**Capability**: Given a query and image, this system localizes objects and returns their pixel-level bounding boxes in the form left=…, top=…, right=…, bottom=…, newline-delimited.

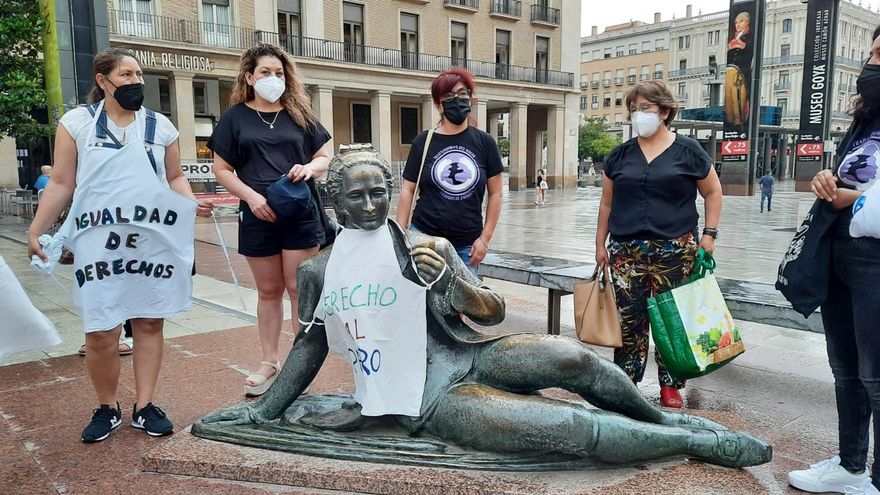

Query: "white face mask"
left=253, top=75, right=285, bottom=103
left=631, top=111, right=663, bottom=138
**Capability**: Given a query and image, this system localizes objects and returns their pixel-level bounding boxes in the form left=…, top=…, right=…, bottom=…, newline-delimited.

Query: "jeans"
left=821, top=234, right=880, bottom=487
left=409, top=223, right=478, bottom=274
left=761, top=191, right=772, bottom=211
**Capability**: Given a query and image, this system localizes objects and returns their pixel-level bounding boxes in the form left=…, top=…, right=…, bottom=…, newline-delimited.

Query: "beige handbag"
left=574, top=265, right=623, bottom=348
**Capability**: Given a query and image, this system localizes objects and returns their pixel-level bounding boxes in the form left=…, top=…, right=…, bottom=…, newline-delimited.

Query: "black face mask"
left=442, top=98, right=471, bottom=126
left=857, top=64, right=880, bottom=105
left=107, top=79, right=145, bottom=111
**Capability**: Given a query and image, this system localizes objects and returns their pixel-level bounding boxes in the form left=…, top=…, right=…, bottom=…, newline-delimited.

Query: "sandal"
left=244, top=360, right=281, bottom=397
left=78, top=338, right=135, bottom=356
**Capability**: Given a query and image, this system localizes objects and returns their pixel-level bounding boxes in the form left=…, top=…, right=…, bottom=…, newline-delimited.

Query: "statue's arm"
left=430, top=239, right=505, bottom=325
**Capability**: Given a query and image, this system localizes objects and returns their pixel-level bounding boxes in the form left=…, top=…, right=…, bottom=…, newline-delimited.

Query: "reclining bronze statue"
left=194, top=144, right=772, bottom=471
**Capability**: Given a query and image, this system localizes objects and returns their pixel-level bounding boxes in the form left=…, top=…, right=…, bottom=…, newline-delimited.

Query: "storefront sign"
left=796, top=0, right=840, bottom=163
left=129, top=49, right=215, bottom=72
left=181, top=162, right=238, bottom=205
left=722, top=0, right=760, bottom=163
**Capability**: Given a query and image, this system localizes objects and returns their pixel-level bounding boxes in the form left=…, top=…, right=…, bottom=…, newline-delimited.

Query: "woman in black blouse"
left=595, top=81, right=723, bottom=409
left=209, top=44, right=331, bottom=397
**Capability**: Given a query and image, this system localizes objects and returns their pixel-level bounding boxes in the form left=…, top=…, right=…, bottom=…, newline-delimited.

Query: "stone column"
left=170, top=73, right=197, bottom=161
left=546, top=105, right=565, bottom=188
left=509, top=102, right=528, bottom=190
left=311, top=85, right=335, bottom=153
left=370, top=91, right=392, bottom=160
left=488, top=113, right=500, bottom=140
left=0, top=137, right=18, bottom=187
left=475, top=98, right=488, bottom=133
left=421, top=95, right=439, bottom=131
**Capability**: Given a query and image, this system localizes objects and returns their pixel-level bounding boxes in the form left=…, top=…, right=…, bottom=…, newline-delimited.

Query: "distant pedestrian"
left=788, top=25, right=880, bottom=495
left=759, top=170, right=774, bottom=212
left=535, top=168, right=547, bottom=205
left=33, top=165, right=52, bottom=191
left=595, top=80, right=723, bottom=409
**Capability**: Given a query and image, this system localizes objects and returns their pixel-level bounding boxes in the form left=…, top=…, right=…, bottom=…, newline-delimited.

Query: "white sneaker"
left=789, top=456, right=869, bottom=493
left=844, top=479, right=880, bottom=495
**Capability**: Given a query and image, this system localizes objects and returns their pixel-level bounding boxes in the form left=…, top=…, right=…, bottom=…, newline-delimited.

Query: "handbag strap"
left=689, top=248, right=716, bottom=281
left=407, top=127, right=435, bottom=228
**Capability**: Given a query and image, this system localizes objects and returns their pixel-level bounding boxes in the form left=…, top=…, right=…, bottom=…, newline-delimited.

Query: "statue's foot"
left=301, top=402, right=365, bottom=432
left=690, top=430, right=773, bottom=468
left=661, top=411, right=728, bottom=431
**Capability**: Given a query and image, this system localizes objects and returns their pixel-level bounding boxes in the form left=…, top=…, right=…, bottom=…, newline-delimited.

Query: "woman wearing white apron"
left=28, top=48, right=213, bottom=443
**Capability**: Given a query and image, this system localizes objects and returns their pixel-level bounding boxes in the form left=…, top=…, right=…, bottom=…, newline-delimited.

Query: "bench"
left=477, top=250, right=823, bottom=335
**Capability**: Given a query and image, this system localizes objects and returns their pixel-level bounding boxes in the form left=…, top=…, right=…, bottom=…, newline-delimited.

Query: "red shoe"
left=660, top=386, right=683, bottom=408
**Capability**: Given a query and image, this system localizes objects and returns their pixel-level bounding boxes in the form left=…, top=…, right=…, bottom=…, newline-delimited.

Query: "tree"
left=0, top=0, right=52, bottom=143
left=578, top=117, right=622, bottom=162
left=496, top=136, right=510, bottom=157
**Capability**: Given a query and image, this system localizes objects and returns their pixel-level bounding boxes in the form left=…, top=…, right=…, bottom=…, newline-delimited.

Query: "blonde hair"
left=230, top=44, right=316, bottom=129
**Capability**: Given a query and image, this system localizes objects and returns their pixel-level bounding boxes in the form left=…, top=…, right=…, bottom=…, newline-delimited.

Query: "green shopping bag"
left=647, top=249, right=744, bottom=381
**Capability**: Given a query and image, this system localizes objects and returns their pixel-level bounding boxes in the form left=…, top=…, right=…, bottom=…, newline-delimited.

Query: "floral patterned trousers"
left=608, top=232, right=698, bottom=389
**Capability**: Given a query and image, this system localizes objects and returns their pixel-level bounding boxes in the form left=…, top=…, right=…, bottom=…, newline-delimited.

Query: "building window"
left=400, top=106, right=419, bottom=144
left=627, top=67, right=636, bottom=83
left=591, top=94, right=599, bottom=104
left=343, top=2, right=365, bottom=63
left=536, top=36, right=549, bottom=83
left=781, top=43, right=791, bottom=57
left=592, top=49, right=600, bottom=59
left=777, top=98, right=788, bottom=114
left=779, top=70, right=789, bottom=86
left=614, top=113, right=622, bottom=126
left=158, top=77, right=171, bottom=114
left=678, top=35, right=690, bottom=49
left=193, top=81, right=208, bottom=114
left=641, top=65, right=650, bottom=80
left=654, top=63, right=664, bottom=78
left=400, top=12, right=419, bottom=70
left=451, top=21, right=468, bottom=66
left=642, top=40, right=651, bottom=52
left=679, top=59, right=687, bottom=70
left=119, top=0, right=154, bottom=37
left=614, top=91, right=622, bottom=106
left=707, top=30, right=721, bottom=45
left=782, top=18, right=792, bottom=34
left=352, top=103, right=371, bottom=143
left=677, top=82, right=686, bottom=97
left=628, top=43, right=638, bottom=55
left=655, top=38, right=665, bottom=50
left=278, top=0, right=301, bottom=55
left=201, top=0, right=231, bottom=46
left=496, top=29, right=510, bottom=79
left=603, top=47, right=611, bottom=59
left=615, top=45, right=624, bottom=57
left=580, top=96, right=588, bottom=110
left=603, top=92, right=611, bottom=107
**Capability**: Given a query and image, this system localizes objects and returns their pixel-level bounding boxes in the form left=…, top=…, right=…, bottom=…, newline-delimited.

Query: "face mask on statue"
left=107, top=80, right=145, bottom=111
left=857, top=64, right=880, bottom=105
left=442, top=98, right=471, bottom=126
left=253, top=75, right=286, bottom=103
left=631, top=110, right=663, bottom=138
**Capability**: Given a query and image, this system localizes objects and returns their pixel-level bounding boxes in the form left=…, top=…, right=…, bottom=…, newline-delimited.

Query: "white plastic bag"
left=0, top=255, right=62, bottom=361
left=850, top=179, right=880, bottom=239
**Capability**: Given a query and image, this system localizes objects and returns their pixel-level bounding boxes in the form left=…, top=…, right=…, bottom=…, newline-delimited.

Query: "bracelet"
left=702, top=228, right=718, bottom=239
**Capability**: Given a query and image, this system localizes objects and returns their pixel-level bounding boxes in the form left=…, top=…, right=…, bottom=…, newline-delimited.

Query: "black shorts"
left=238, top=201, right=320, bottom=257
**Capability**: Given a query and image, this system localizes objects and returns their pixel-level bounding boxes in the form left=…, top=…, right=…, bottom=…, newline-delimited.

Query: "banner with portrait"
left=722, top=0, right=759, bottom=163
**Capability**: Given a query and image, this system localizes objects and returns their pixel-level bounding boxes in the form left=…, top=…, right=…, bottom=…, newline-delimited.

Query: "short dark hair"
left=624, top=81, right=679, bottom=127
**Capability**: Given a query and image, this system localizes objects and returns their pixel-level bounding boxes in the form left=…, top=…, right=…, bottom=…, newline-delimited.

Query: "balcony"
left=444, top=0, right=479, bottom=11
left=653, top=71, right=664, bottom=79
left=764, top=54, right=804, bottom=66
left=668, top=65, right=723, bottom=79
left=591, top=103, right=599, bottom=109
left=676, top=92, right=688, bottom=101
left=603, top=79, right=612, bottom=87
left=591, top=81, right=600, bottom=88
left=626, top=75, right=637, bottom=84
left=640, top=74, right=650, bottom=81
left=614, top=77, right=624, bottom=85
left=530, top=4, right=560, bottom=26
left=838, top=57, right=865, bottom=69
left=489, top=0, right=521, bottom=18
left=580, top=81, right=589, bottom=89
left=108, top=9, right=574, bottom=87
left=773, top=82, right=791, bottom=92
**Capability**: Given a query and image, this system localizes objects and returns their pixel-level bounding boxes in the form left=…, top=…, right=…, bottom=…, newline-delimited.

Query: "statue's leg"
left=472, top=334, right=721, bottom=429
left=423, top=384, right=771, bottom=468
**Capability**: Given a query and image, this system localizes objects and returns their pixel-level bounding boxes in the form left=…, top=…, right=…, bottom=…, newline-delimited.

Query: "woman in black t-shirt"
left=595, top=81, right=723, bottom=409
left=788, top=27, right=880, bottom=495
left=208, top=44, right=331, bottom=397
left=396, top=68, right=503, bottom=272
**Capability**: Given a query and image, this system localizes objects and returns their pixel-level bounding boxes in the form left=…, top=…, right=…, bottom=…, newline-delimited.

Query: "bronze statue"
left=195, top=145, right=771, bottom=470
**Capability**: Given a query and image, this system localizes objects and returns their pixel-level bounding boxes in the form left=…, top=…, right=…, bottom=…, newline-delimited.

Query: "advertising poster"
left=721, top=0, right=759, bottom=163
left=796, top=0, right=839, bottom=163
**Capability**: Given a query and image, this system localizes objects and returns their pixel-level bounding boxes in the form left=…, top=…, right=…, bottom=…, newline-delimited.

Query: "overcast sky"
left=580, top=0, right=736, bottom=36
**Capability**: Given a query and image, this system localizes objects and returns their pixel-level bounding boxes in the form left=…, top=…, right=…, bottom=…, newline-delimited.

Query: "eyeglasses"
left=441, top=89, right=472, bottom=102
left=629, top=104, right=659, bottom=113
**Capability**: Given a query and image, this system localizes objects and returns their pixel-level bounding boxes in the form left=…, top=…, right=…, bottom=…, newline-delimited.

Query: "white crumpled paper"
left=30, top=234, right=64, bottom=275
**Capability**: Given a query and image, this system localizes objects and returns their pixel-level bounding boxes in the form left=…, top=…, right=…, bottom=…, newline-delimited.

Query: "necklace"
left=255, top=108, right=282, bottom=129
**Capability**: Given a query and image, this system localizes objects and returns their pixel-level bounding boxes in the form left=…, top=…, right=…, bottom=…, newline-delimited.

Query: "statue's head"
left=326, top=144, right=394, bottom=230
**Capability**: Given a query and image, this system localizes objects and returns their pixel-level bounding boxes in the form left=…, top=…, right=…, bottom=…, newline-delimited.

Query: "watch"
left=702, top=228, right=718, bottom=239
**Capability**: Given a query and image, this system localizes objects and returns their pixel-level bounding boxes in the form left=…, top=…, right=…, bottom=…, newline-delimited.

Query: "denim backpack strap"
left=87, top=103, right=123, bottom=149
left=143, top=109, right=158, bottom=174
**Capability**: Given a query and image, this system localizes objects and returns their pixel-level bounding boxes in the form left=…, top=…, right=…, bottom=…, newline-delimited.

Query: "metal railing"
left=626, top=75, right=637, bottom=83
left=580, top=81, right=590, bottom=89
left=530, top=4, right=560, bottom=25
left=774, top=82, right=791, bottom=91
left=764, top=54, right=804, bottom=66
left=603, top=78, right=612, bottom=87
left=669, top=65, right=718, bottom=79
left=591, top=81, right=600, bottom=88
left=490, top=0, right=521, bottom=16
left=445, top=0, right=480, bottom=8
left=640, top=73, right=650, bottom=81
left=109, top=9, right=575, bottom=88
left=653, top=71, right=664, bottom=79
left=614, top=77, right=624, bottom=85
left=676, top=92, right=688, bottom=100
left=838, top=57, right=865, bottom=69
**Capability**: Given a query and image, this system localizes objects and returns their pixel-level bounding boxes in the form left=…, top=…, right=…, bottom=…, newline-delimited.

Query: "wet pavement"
left=0, top=181, right=862, bottom=494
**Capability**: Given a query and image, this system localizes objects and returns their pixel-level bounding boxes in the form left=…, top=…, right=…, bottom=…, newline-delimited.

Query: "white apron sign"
left=58, top=101, right=197, bottom=332
left=318, top=225, right=428, bottom=417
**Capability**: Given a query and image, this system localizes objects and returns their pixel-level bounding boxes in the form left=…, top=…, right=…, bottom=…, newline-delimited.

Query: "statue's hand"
left=200, top=402, right=268, bottom=426
left=411, top=239, right=449, bottom=285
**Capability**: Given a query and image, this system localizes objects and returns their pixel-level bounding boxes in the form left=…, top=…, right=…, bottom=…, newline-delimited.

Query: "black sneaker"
left=81, top=402, right=122, bottom=443
left=131, top=402, right=174, bottom=437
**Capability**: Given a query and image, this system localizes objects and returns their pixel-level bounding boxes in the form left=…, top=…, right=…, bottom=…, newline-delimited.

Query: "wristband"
left=702, top=228, right=718, bottom=239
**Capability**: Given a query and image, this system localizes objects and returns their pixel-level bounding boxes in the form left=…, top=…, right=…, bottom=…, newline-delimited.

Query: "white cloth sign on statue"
left=56, top=100, right=197, bottom=333
left=317, top=224, right=428, bottom=417
left=0, top=255, right=62, bottom=361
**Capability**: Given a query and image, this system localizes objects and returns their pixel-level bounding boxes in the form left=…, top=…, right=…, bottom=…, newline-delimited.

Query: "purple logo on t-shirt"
left=431, top=147, right=479, bottom=200
left=839, top=139, right=880, bottom=191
